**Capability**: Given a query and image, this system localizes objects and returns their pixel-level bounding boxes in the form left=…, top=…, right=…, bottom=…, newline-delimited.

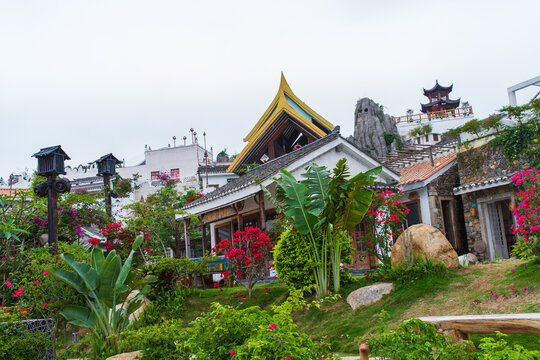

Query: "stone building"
left=396, top=151, right=468, bottom=253
left=453, top=139, right=534, bottom=260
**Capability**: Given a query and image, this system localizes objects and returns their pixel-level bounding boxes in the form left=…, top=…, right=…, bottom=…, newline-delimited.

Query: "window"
left=151, top=171, right=159, bottom=181
left=171, top=168, right=179, bottom=178
left=216, top=225, right=231, bottom=243
left=433, top=134, right=439, bottom=141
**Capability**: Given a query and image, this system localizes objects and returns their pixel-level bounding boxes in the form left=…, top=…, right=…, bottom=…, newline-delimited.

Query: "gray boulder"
left=347, top=282, right=394, bottom=310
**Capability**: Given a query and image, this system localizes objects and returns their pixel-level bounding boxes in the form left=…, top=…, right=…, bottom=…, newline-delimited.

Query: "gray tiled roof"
left=183, top=131, right=341, bottom=209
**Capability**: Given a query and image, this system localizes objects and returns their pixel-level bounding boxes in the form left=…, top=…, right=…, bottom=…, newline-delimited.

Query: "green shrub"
left=373, top=256, right=447, bottom=289
left=122, top=319, right=188, bottom=360
left=4, top=242, right=89, bottom=324
left=477, top=332, right=540, bottom=359
left=130, top=288, right=187, bottom=329
left=367, top=311, right=474, bottom=360
left=0, top=322, right=53, bottom=360
left=273, top=228, right=352, bottom=289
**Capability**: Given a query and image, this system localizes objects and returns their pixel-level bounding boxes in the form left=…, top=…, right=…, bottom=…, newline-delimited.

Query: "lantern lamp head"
left=96, top=153, right=121, bottom=176
left=32, top=145, right=70, bottom=176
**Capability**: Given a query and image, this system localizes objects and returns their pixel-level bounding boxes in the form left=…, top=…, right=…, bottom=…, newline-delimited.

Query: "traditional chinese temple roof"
left=423, top=81, right=453, bottom=96
left=227, top=73, right=335, bottom=173
left=420, top=98, right=461, bottom=113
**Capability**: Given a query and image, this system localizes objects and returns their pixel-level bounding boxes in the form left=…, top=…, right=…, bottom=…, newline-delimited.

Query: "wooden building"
left=178, top=75, right=399, bottom=269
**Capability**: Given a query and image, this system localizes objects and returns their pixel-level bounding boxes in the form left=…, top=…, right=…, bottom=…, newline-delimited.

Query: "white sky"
left=1, top=0, right=539, bottom=179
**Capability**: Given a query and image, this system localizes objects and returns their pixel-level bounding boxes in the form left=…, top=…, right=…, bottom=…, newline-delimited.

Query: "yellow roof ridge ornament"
left=228, top=73, right=335, bottom=173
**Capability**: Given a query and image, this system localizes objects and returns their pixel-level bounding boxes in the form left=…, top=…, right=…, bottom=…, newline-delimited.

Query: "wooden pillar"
left=202, top=224, right=207, bottom=255
left=358, top=341, right=370, bottom=360
left=235, top=201, right=244, bottom=232
left=258, top=191, right=266, bottom=230
left=183, top=219, right=191, bottom=258
left=237, top=212, right=243, bottom=232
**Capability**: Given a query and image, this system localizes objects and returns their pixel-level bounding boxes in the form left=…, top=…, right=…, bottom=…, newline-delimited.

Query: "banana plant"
left=272, top=159, right=381, bottom=296
left=53, top=234, right=156, bottom=355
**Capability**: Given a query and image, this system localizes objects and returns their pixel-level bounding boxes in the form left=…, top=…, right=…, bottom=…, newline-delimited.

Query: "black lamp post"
left=32, top=145, right=71, bottom=255
left=96, top=153, right=121, bottom=218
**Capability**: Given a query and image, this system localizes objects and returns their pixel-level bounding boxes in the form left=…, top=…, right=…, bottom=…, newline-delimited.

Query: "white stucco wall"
left=397, top=114, right=474, bottom=138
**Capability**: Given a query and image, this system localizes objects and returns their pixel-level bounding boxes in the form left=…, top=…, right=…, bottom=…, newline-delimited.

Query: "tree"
left=213, top=227, right=273, bottom=297
left=271, top=159, right=380, bottom=296
left=123, top=175, right=203, bottom=257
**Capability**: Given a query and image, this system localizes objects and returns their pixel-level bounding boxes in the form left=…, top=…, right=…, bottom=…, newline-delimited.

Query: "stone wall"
left=457, top=144, right=531, bottom=185
left=427, top=164, right=461, bottom=230
left=457, top=144, right=527, bottom=260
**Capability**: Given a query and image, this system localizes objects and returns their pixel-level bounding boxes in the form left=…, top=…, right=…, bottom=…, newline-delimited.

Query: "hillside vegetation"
left=183, top=258, right=539, bottom=355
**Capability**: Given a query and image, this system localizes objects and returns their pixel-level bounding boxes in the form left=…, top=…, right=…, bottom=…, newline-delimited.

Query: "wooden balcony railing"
left=394, top=106, right=473, bottom=124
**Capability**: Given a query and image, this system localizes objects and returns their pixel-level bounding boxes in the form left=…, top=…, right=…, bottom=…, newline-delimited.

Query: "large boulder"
left=391, top=224, right=459, bottom=269
left=346, top=282, right=393, bottom=310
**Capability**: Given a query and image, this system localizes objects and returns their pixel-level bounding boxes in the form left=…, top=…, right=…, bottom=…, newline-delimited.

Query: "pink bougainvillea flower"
left=43, top=271, right=49, bottom=276
left=230, top=350, right=236, bottom=356
left=268, top=323, right=277, bottom=330
left=214, top=282, right=219, bottom=288
left=284, top=357, right=292, bottom=360
left=34, top=280, right=40, bottom=285
left=524, top=287, right=528, bottom=291
left=43, top=302, right=48, bottom=307
left=510, top=269, right=515, bottom=273
left=340, top=334, right=344, bottom=338
left=6, top=282, right=12, bottom=287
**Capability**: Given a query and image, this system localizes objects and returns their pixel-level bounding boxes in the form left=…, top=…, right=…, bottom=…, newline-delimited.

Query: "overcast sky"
left=1, top=0, right=539, bottom=180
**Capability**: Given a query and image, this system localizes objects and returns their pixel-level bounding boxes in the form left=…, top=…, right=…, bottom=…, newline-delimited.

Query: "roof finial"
left=279, top=72, right=292, bottom=93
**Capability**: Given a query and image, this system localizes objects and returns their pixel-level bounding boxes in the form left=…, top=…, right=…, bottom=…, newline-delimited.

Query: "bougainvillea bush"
left=1, top=242, right=89, bottom=325
left=99, top=222, right=152, bottom=263
left=213, top=227, right=273, bottom=297
left=355, top=190, right=409, bottom=269
left=511, top=168, right=540, bottom=257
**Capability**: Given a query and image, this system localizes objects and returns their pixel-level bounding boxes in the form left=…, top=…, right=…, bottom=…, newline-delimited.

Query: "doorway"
left=484, top=199, right=515, bottom=260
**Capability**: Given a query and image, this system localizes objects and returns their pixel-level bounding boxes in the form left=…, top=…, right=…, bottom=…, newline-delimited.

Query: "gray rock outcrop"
left=346, top=282, right=394, bottom=310
left=350, top=98, right=400, bottom=158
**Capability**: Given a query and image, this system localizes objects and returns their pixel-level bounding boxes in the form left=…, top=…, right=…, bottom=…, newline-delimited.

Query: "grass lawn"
left=181, top=257, right=539, bottom=356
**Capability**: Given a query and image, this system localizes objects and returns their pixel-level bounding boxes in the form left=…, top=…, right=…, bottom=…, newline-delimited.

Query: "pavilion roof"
left=423, top=81, right=453, bottom=96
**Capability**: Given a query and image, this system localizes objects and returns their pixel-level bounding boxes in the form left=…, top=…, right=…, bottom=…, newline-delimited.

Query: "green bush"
left=122, top=319, right=188, bottom=360
left=367, top=312, right=474, bottom=360
left=130, top=288, right=187, bottom=329
left=477, top=332, right=540, bottom=359
left=0, top=322, right=53, bottom=360
left=3, top=242, right=89, bottom=323
left=121, top=302, right=336, bottom=360
left=373, top=256, right=447, bottom=289
left=273, top=228, right=352, bottom=289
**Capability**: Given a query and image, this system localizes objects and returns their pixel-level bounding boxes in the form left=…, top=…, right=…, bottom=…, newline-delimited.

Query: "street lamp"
left=32, top=145, right=71, bottom=255
left=96, top=153, right=121, bottom=218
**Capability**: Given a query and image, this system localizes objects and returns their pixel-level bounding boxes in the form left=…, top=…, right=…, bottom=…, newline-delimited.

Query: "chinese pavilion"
left=421, top=81, right=460, bottom=113
left=227, top=73, right=335, bottom=173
